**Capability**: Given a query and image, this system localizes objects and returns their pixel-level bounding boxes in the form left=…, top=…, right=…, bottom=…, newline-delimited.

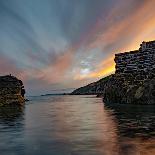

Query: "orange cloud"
left=4, top=0, right=155, bottom=92
left=76, top=0, right=155, bottom=80
left=74, top=56, right=115, bottom=80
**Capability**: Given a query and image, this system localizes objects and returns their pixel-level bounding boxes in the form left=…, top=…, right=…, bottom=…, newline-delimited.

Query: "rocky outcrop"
left=0, top=75, right=25, bottom=106
left=102, top=41, right=155, bottom=104
left=102, top=74, right=155, bottom=104
left=72, top=40, right=155, bottom=104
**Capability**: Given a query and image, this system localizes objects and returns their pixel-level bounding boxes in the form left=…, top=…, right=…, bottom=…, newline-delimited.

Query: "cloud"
left=26, top=0, right=155, bottom=91
left=1, top=0, right=155, bottom=94
left=73, top=56, right=115, bottom=80
left=89, top=0, right=155, bottom=52
left=73, top=0, right=155, bottom=80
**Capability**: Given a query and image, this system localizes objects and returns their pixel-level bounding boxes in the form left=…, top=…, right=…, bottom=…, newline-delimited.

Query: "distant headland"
left=71, top=40, right=155, bottom=104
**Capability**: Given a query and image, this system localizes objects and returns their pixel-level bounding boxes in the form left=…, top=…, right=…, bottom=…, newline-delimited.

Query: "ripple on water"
left=0, top=95, right=155, bottom=155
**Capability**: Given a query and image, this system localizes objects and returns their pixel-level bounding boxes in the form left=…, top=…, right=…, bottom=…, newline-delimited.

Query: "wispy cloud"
left=1, top=0, right=155, bottom=94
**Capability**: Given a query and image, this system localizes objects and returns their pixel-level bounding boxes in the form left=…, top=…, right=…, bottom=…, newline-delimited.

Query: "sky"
left=1, top=0, right=155, bottom=95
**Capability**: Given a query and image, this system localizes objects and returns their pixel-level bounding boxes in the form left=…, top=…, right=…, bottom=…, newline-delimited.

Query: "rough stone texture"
left=72, top=41, right=155, bottom=104
left=103, top=41, right=155, bottom=104
left=0, top=75, right=25, bottom=106
left=115, top=41, right=155, bottom=76
left=102, top=74, right=155, bottom=104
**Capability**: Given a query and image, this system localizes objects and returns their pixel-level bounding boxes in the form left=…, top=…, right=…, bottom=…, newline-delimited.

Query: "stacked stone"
left=115, top=50, right=138, bottom=74
left=114, top=41, right=155, bottom=85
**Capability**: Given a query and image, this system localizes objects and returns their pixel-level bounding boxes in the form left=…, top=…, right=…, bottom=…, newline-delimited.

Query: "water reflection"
left=105, top=104, right=155, bottom=138
left=0, top=106, right=24, bottom=126
left=47, top=96, right=119, bottom=155
left=0, top=106, right=25, bottom=155
left=24, top=96, right=120, bottom=155
left=105, top=103, right=155, bottom=155
left=0, top=96, right=155, bottom=155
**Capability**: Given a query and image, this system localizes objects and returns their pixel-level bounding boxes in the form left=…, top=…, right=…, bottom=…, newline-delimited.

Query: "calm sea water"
left=0, top=95, right=155, bottom=155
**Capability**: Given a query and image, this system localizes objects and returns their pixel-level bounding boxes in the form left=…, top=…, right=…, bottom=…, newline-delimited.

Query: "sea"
left=0, top=95, right=155, bottom=155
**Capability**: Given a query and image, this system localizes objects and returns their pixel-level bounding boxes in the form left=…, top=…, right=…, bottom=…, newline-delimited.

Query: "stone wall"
left=114, top=41, right=155, bottom=84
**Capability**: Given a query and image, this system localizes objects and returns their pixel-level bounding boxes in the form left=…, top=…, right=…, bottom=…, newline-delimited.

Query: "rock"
left=135, top=86, right=144, bottom=99
left=0, top=75, right=25, bottom=106
left=71, top=40, right=155, bottom=104
left=102, top=74, right=155, bottom=104
left=25, top=99, right=29, bottom=102
left=72, top=72, right=155, bottom=104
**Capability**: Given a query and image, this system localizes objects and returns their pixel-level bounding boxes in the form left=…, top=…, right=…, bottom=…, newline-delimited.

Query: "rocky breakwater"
left=0, top=75, right=25, bottom=106
left=103, top=41, right=155, bottom=104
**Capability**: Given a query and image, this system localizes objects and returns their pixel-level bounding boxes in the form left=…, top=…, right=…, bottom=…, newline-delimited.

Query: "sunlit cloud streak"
left=1, top=0, right=155, bottom=94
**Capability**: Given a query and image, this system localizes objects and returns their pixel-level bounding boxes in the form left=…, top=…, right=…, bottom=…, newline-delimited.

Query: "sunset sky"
left=1, top=0, right=155, bottom=95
